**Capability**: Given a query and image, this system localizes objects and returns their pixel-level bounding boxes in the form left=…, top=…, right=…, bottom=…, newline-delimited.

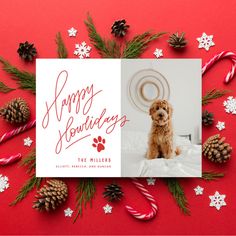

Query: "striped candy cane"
left=125, top=178, right=157, bottom=220
left=0, top=153, right=22, bottom=166
left=202, top=51, right=236, bottom=83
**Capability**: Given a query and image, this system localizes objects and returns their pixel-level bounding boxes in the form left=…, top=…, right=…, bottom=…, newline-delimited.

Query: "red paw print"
left=92, top=136, right=105, bottom=152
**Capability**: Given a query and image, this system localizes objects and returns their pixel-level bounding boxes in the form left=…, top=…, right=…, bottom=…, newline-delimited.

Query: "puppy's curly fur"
left=146, top=99, right=180, bottom=159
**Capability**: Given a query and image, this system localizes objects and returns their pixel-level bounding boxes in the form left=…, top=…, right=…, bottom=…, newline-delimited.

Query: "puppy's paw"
left=175, top=146, right=181, bottom=156
left=146, top=150, right=158, bottom=159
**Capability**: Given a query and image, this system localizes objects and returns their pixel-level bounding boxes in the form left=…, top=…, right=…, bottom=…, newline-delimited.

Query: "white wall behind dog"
left=121, top=59, right=202, bottom=144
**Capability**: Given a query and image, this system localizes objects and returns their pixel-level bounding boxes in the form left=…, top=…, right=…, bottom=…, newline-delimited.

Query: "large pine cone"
left=0, top=98, right=30, bottom=124
left=168, top=32, right=187, bottom=49
left=203, top=134, right=232, bottom=163
left=111, top=19, right=129, bottom=37
left=103, top=183, right=123, bottom=201
left=33, top=180, right=68, bottom=211
left=17, top=41, right=37, bottom=61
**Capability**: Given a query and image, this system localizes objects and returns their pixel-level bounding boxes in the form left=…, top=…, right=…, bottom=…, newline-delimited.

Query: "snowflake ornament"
left=223, top=96, right=236, bottom=114
left=209, top=191, right=226, bottom=210
left=146, top=178, right=156, bottom=186
left=24, top=137, right=33, bottom=147
left=0, top=175, right=9, bottom=192
left=153, top=48, right=163, bottom=58
left=194, top=185, right=204, bottom=195
left=68, top=27, right=77, bottom=37
left=216, top=121, right=225, bottom=131
left=197, top=32, right=215, bottom=51
left=64, top=207, right=73, bottom=217
left=74, top=42, right=91, bottom=59
left=103, top=204, right=112, bottom=214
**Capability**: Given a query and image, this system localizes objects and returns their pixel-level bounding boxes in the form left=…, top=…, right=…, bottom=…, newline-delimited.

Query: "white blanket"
left=121, top=131, right=201, bottom=177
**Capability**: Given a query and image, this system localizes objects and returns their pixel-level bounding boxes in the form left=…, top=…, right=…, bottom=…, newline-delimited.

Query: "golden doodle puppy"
left=147, top=99, right=181, bottom=159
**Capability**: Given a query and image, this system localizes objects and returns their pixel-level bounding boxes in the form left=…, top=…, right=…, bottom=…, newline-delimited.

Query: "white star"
left=0, top=175, right=9, bottom=192
left=74, top=41, right=91, bottom=59
left=216, top=121, right=225, bottom=131
left=64, top=207, right=73, bottom=217
left=197, top=32, right=215, bottom=51
left=68, top=27, right=77, bottom=37
left=223, top=96, right=236, bottom=114
left=153, top=48, right=163, bottom=58
left=209, top=191, right=226, bottom=210
left=103, top=204, right=112, bottom=214
left=24, top=137, right=33, bottom=147
left=194, top=185, right=204, bottom=195
left=146, top=178, right=156, bottom=185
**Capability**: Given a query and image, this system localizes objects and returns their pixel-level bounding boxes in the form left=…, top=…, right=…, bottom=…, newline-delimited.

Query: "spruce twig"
left=0, top=81, right=15, bottom=93
left=202, top=171, right=224, bottom=181
left=55, top=32, right=68, bottom=58
left=164, top=178, right=190, bottom=215
left=0, top=56, right=36, bottom=93
left=73, top=178, right=96, bottom=223
left=202, top=89, right=231, bottom=105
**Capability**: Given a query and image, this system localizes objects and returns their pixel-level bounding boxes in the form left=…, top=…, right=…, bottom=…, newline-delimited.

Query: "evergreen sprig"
left=0, top=56, right=36, bottom=93
left=73, top=178, right=96, bottom=223
left=0, top=81, right=15, bottom=93
left=10, top=149, right=42, bottom=206
left=202, top=171, right=224, bottom=181
left=164, top=178, right=190, bottom=215
left=202, top=89, right=231, bottom=105
left=56, top=32, right=68, bottom=58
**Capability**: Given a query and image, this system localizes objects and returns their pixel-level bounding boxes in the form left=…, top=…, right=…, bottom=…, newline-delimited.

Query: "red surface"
left=0, top=0, right=236, bottom=234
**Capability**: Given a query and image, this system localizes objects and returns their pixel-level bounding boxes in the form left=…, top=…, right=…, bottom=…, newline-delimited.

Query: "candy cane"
left=202, top=51, right=236, bottom=83
left=125, top=178, right=157, bottom=220
left=0, top=119, right=36, bottom=145
left=0, top=153, right=22, bottom=166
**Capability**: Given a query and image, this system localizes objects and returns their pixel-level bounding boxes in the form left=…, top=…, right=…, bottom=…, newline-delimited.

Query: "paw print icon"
left=92, top=136, right=106, bottom=152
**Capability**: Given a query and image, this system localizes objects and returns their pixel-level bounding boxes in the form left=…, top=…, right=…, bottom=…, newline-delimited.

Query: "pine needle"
left=55, top=32, right=68, bottom=58
left=0, top=81, right=15, bottom=93
left=73, top=178, right=96, bottom=223
left=202, top=89, right=231, bottom=105
left=164, top=178, right=190, bottom=215
left=0, top=56, right=36, bottom=93
left=122, top=31, right=166, bottom=58
left=202, top=171, right=224, bottom=181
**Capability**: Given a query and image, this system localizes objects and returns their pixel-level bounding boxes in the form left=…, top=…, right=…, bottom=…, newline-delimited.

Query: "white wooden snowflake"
left=194, top=185, right=204, bottom=195
left=0, top=175, right=9, bottom=192
left=103, top=204, right=112, bottom=214
left=146, top=178, right=156, bottom=185
left=153, top=48, right=163, bottom=58
left=24, top=137, right=33, bottom=147
left=197, top=32, right=215, bottom=51
left=216, top=121, right=225, bottom=131
left=223, top=96, right=236, bottom=114
left=64, top=207, right=73, bottom=217
left=209, top=191, right=226, bottom=210
left=68, top=27, right=77, bottom=37
left=74, top=42, right=91, bottom=59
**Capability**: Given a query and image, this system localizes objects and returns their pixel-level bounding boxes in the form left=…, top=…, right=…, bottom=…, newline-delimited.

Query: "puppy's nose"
left=159, top=113, right=163, bottom=117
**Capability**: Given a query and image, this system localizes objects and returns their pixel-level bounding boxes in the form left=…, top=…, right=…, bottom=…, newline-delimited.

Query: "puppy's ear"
left=149, top=103, right=155, bottom=116
left=168, top=103, right=173, bottom=117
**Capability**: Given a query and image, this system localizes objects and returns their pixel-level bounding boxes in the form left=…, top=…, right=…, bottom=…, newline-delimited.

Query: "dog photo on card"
left=36, top=59, right=201, bottom=177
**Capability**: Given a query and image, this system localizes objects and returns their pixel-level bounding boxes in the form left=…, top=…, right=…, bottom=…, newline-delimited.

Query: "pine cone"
left=202, top=110, right=214, bottom=126
left=17, top=41, right=37, bottom=61
left=0, top=98, right=30, bottom=124
left=103, top=183, right=123, bottom=201
left=203, top=134, right=232, bottom=163
left=33, top=179, right=68, bottom=211
left=111, top=20, right=129, bottom=37
left=168, top=32, right=187, bottom=49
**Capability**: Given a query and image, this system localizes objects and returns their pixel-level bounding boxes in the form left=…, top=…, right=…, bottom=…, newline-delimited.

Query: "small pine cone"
left=168, top=32, right=187, bottom=49
left=202, top=110, right=214, bottom=126
left=203, top=134, right=232, bottom=163
left=103, top=183, right=124, bottom=201
left=111, top=19, right=129, bottom=37
left=33, top=179, right=68, bottom=212
left=0, top=98, right=30, bottom=124
left=17, top=41, right=37, bottom=61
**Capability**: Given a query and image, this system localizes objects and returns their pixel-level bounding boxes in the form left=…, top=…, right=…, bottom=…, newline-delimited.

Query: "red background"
left=0, top=0, right=236, bottom=234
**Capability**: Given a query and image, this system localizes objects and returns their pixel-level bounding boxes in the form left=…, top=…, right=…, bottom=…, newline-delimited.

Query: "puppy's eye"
left=163, top=107, right=166, bottom=110
left=156, top=107, right=159, bottom=110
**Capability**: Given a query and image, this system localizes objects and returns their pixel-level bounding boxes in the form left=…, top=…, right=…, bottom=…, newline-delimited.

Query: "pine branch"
left=164, top=178, right=190, bottom=215
left=0, top=81, right=15, bottom=93
left=0, top=56, right=36, bottom=93
left=202, top=89, right=231, bottom=105
left=73, top=178, right=96, bottom=223
left=122, top=31, right=166, bottom=58
left=84, top=14, right=121, bottom=58
left=202, top=171, right=224, bottom=181
left=56, top=32, right=68, bottom=58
